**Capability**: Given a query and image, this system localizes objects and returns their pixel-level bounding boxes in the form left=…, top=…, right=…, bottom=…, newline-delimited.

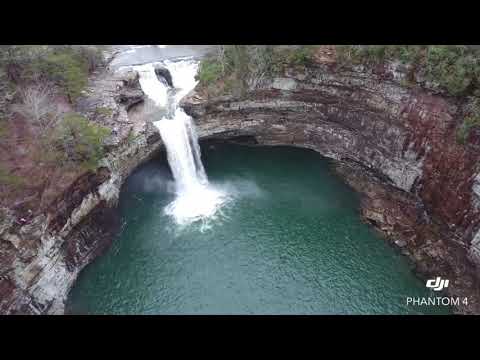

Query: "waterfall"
left=134, top=57, right=228, bottom=226
left=155, top=110, right=208, bottom=192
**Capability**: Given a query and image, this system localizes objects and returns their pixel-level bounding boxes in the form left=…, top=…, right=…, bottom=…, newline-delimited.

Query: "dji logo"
left=426, top=277, right=449, bottom=291
left=406, top=276, right=465, bottom=307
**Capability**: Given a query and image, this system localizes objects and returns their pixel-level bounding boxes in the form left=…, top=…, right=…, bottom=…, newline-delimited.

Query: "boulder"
left=118, top=69, right=141, bottom=89
left=114, top=89, right=144, bottom=111
left=153, top=65, right=173, bottom=87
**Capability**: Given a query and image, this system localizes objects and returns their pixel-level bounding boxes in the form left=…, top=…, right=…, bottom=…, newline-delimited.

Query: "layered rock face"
left=182, top=60, right=480, bottom=313
left=0, top=67, right=162, bottom=314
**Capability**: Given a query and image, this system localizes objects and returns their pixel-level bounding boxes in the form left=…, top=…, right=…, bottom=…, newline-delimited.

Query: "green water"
left=67, top=143, right=450, bottom=314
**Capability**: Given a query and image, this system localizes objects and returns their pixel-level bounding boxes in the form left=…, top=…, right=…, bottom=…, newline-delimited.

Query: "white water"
left=135, top=63, right=169, bottom=107
left=134, top=57, right=229, bottom=227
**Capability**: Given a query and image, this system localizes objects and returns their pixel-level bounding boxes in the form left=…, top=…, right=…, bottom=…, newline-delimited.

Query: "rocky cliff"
left=182, top=57, right=480, bottom=313
left=0, top=64, right=162, bottom=314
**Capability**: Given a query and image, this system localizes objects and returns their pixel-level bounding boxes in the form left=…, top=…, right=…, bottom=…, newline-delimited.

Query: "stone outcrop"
left=182, top=59, right=480, bottom=314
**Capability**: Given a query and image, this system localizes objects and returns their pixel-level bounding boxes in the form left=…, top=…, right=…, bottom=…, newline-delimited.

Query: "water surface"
left=67, top=143, right=449, bottom=314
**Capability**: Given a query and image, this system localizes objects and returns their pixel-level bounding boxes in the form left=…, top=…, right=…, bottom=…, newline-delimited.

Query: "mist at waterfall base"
left=67, top=144, right=450, bottom=314
left=134, top=59, right=230, bottom=228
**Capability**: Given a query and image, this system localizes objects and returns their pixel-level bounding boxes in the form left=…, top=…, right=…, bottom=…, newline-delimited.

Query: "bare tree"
left=216, top=45, right=226, bottom=75
left=12, top=84, right=60, bottom=131
left=246, top=45, right=274, bottom=89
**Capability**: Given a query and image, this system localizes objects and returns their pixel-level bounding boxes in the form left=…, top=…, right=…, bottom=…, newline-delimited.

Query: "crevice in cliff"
left=62, top=200, right=120, bottom=272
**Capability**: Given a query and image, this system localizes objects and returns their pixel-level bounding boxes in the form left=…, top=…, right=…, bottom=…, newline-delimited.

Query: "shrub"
left=335, top=45, right=480, bottom=96
left=264, top=46, right=316, bottom=73
left=359, top=46, right=386, bottom=64
left=198, top=45, right=480, bottom=99
left=36, top=48, right=89, bottom=102
left=336, top=45, right=360, bottom=64
left=195, top=58, right=223, bottom=86
left=214, top=45, right=249, bottom=78
left=0, top=46, right=106, bottom=97
left=336, top=45, right=419, bottom=65
left=424, top=46, right=480, bottom=95
left=285, top=46, right=315, bottom=66
left=49, top=113, right=111, bottom=171
left=197, top=45, right=318, bottom=94
left=387, top=45, right=425, bottom=64
left=228, top=45, right=263, bottom=93
left=73, top=46, right=105, bottom=72
left=336, top=45, right=381, bottom=65
left=0, top=46, right=49, bottom=82
left=196, top=48, right=247, bottom=97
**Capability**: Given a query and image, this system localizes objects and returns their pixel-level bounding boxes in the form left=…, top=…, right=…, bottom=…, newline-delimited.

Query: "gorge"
left=1, top=45, right=479, bottom=314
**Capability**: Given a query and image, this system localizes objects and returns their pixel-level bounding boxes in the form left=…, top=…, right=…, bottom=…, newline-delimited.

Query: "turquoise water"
left=67, top=143, right=449, bottom=314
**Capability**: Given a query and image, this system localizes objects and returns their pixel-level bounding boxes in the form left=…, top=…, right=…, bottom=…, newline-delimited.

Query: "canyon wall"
left=182, top=59, right=480, bottom=313
left=0, top=67, right=162, bottom=314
